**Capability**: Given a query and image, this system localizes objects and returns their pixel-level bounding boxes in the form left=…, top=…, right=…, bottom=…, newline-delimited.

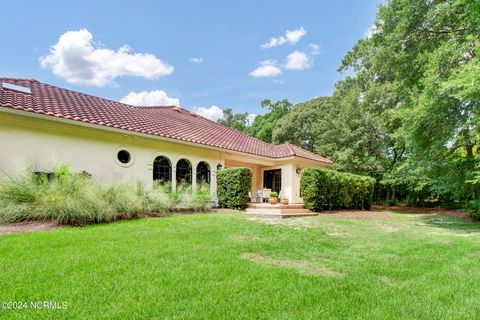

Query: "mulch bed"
left=0, top=221, right=61, bottom=236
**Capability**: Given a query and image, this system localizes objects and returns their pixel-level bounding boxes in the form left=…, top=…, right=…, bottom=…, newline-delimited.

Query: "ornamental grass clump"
left=0, top=165, right=113, bottom=225
left=191, top=182, right=213, bottom=211
left=0, top=165, right=212, bottom=225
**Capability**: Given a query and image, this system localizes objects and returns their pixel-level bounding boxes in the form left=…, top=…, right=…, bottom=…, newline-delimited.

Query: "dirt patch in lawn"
left=436, top=210, right=475, bottom=223
left=319, top=210, right=393, bottom=220
left=241, top=252, right=343, bottom=277
left=326, top=232, right=350, bottom=238
left=212, top=208, right=242, bottom=214
left=0, top=221, right=61, bottom=236
left=373, top=205, right=475, bottom=223
left=379, top=275, right=397, bottom=286
left=378, top=224, right=400, bottom=233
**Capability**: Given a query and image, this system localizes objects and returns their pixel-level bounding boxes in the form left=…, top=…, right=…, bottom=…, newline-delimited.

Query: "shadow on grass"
left=418, top=215, right=480, bottom=234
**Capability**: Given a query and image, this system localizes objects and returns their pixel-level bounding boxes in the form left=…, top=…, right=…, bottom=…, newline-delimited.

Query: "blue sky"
left=0, top=0, right=380, bottom=120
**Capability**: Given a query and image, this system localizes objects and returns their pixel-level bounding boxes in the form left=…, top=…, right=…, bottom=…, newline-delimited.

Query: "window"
left=33, top=171, right=55, bottom=181
left=153, top=156, right=172, bottom=183
left=117, top=150, right=131, bottom=164
left=196, top=161, right=210, bottom=184
left=176, top=159, right=192, bottom=184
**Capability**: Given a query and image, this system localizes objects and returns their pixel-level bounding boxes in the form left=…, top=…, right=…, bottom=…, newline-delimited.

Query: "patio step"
left=244, top=203, right=317, bottom=218
left=245, top=210, right=318, bottom=218
left=246, top=203, right=307, bottom=209
left=245, top=208, right=311, bottom=214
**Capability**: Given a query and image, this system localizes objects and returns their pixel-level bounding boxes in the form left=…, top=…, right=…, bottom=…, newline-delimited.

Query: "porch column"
left=192, top=168, right=197, bottom=192
left=172, top=166, right=177, bottom=192
left=211, top=168, right=218, bottom=202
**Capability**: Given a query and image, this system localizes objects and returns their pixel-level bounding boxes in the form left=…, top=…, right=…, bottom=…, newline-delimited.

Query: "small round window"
left=117, top=150, right=131, bottom=164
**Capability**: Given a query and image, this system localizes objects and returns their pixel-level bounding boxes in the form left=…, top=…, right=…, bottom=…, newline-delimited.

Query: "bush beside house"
left=217, top=167, right=252, bottom=209
left=301, top=168, right=375, bottom=211
left=0, top=165, right=212, bottom=225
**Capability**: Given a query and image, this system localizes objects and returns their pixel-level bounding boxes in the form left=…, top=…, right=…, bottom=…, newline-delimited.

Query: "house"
left=0, top=78, right=332, bottom=203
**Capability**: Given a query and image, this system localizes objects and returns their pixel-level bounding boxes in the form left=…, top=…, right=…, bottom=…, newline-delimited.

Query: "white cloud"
left=283, top=51, right=311, bottom=70
left=249, top=60, right=282, bottom=77
left=247, top=113, right=257, bottom=124
left=120, top=90, right=180, bottom=107
left=261, top=27, right=306, bottom=49
left=193, top=106, right=257, bottom=125
left=40, top=29, right=173, bottom=87
left=193, top=105, right=224, bottom=121
left=309, top=43, right=320, bottom=56
left=189, top=57, right=203, bottom=64
left=365, top=25, right=380, bottom=39
left=249, top=49, right=317, bottom=77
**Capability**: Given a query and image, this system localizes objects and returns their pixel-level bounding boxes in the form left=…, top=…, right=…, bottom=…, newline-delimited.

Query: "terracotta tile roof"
left=0, top=78, right=332, bottom=164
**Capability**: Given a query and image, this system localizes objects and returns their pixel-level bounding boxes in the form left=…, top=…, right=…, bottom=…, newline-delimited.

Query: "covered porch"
left=223, top=157, right=304, bottom=204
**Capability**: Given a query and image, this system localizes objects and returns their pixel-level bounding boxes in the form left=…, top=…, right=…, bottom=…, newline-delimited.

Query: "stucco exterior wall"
left=0, top=112, right=223, bottom=198
left=0, top=111, right=330, bottom=204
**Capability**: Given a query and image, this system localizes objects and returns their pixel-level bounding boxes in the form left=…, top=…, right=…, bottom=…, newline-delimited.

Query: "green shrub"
left=0, top=165, right=212, bottom=225
left=217, top=167, right=252, bottom=209
left=466, top=200, right=480, bottom=221
left=300, top=168, right=376, bottom=212
left=269, top=191, right=278, bottom=198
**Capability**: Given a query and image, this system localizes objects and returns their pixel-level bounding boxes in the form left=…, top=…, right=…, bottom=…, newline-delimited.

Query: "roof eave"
left=0, top=106, right=299, bottom=164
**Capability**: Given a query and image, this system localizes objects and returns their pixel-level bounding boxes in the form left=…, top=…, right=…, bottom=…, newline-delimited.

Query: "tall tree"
left=217, top=108, right=249, bottom=133
left=248, top=99, right=292, bottom=143
left=273, top=97, right=331, bottom=152
left=335, top=0, right=480, bottom=203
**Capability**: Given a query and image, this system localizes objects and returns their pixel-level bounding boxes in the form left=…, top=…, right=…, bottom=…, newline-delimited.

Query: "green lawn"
left=1, top=211, right=480, bottom=319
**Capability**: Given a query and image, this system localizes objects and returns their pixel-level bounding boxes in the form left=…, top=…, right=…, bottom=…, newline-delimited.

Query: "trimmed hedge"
left=300, top=168, right=376, bottom=211
left=217, top=167, right=252, bottom=209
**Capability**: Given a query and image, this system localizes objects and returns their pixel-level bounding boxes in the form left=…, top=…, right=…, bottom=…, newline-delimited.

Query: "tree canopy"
left=333, top=0, right=480, bottom=205
left=217, top=99, right=292, bottom=142
left=218, top=0, right=480, bottom=207
left=217, top=108, right=249, bottom=133
left=248, top=99, right=293, bottom=143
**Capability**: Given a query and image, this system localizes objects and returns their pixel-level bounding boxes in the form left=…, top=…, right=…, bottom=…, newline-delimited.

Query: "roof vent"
left=2, top=82, right=32, bottom=94
left=173, top=107, right=181, bottom=112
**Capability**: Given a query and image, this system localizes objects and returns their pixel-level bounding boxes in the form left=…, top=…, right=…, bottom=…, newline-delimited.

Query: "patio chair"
left=262, top=188, right=271, bottom=202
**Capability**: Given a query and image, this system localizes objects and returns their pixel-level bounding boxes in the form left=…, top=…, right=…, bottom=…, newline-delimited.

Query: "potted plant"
left=280, top=196, right=289, bottom=205
left=269, top=191, right=278, bottom=205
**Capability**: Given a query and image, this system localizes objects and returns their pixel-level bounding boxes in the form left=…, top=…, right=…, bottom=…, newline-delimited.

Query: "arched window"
left=153, top=156, right=172, bottom=183
left=176, top=159, right=192, bottom=184
left=196, top=161, right=210, bottom=185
